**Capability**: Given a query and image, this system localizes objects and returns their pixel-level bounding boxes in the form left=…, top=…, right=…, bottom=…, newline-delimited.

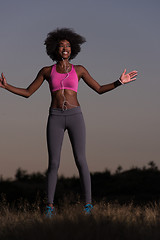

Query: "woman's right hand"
left=0, top=73, right=7, bottom=89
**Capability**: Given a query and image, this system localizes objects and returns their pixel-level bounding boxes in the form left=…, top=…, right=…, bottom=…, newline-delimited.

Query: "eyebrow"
left=59, top=40, right=70, bottom=43
left=59, top=43, right=70, bottom=45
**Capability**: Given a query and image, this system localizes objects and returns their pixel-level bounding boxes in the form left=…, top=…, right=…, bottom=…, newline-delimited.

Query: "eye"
left=58, top=44, right=71, bottom=48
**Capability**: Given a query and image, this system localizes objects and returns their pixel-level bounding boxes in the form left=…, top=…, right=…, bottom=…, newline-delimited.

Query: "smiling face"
left=57, top=40, right=71, bottom=60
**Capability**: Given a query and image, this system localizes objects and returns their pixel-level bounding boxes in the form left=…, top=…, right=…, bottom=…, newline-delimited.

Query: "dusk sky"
left=0, top=0, right=160, bottom=179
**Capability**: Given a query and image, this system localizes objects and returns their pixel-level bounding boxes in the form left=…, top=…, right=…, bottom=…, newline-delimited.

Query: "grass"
left=1, top=197, right=160, bottom=240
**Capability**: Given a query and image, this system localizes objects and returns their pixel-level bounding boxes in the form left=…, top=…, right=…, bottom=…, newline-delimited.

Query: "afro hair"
left=44, top=28, right=86, bottom=62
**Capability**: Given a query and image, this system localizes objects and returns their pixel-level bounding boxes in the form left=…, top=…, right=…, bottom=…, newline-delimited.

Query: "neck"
left=57, top=59, right=70, bottom=68
left=56, top=59, right=71, bottom=73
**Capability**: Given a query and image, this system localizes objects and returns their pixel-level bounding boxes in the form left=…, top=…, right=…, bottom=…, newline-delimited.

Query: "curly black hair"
left=44, top=28, right=86, bottom=62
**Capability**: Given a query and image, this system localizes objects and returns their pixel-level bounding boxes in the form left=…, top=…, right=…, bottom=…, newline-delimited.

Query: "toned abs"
left=50, top=89, right=80, bottom=109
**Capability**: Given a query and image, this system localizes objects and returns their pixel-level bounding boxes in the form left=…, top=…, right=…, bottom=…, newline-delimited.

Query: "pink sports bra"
left=48, top=64, right=79, bottom=93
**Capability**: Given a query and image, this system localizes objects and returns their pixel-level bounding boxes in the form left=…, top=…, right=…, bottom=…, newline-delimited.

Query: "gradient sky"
left=0, top=0, right=160, bottom=179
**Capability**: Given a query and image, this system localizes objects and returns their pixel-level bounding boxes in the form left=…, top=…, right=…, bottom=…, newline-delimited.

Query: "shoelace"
left=84, top=204, right=93, bottom=214
left=45, top=206, right=55, bottom=217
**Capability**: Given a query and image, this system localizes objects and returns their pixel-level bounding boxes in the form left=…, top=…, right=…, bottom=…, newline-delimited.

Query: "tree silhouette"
left=115, top=165, right=123, bottom=174
left=15, top=168, right=29, bottom=181
left=148, top=161, right=158, bottom=171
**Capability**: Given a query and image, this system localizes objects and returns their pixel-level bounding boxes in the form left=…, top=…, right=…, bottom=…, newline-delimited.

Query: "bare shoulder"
left=73, top=65, right=88, bottom=79
left=74, top=65, right=87, bottom=72
left=38, top=65, right=54, bottom=80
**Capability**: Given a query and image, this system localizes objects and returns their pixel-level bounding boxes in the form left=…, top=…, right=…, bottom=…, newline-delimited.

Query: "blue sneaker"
left=45, top=206, right=56, bottom=218
left=84, top=203, right=93, bottom=215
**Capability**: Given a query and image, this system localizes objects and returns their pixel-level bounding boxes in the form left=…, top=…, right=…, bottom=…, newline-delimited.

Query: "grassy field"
left=1, top=197, right=160, bottom=240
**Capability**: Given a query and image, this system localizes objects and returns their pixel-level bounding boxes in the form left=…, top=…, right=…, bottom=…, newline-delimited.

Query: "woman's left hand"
left=120, top=69, right=137, bottom=84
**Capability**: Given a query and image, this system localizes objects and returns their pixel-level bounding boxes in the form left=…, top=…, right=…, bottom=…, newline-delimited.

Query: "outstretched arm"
left=79, top=66, right=137, bottom=94
left=0, top=68, right=47, bottom=98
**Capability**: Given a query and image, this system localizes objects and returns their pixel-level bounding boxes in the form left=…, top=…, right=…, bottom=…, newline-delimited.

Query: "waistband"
left=49, top=106, right=82, bottom=116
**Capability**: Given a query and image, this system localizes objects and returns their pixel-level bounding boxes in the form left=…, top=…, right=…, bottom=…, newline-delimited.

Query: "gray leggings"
left=46, top=106, right=91, bottom=204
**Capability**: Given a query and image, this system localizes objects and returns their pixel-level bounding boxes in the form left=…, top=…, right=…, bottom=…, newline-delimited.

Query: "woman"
left=0, top=28, right=137, bottom=217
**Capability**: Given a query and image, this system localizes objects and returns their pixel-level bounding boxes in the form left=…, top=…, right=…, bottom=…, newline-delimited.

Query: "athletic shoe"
left=84, top=203, right=93, bottom=215
left=45, top=206, right=56, bottom=218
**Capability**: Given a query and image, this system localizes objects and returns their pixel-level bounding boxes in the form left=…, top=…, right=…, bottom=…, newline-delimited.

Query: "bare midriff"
left=50, top=89, right=80, bottom=109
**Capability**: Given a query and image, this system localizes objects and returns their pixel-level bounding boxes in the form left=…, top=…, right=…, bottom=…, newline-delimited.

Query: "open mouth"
left=62, top=51, right=68, bottom=55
